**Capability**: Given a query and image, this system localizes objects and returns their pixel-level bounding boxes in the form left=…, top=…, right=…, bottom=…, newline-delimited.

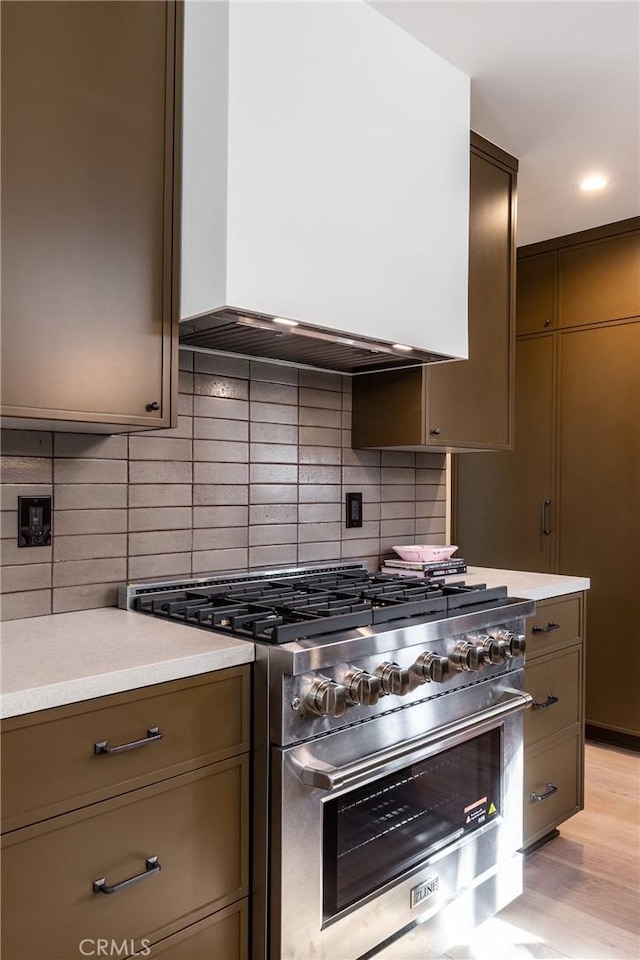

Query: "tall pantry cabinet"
left=454, top=218, right=640, bottom=745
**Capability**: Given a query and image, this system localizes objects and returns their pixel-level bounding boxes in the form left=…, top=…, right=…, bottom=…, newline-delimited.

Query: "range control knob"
left=375, top=661, right=411, bottom=697
left=343, top=669, right=381, bottom=706
left=305, top=679, right=348, bottom=717
left=490, top=629, right=527, bottom=657
left=451, top=641, right=483, bottom=672
left=413, top=652, right=451, bottom=684
left=476, top=634, right=509, bottom=665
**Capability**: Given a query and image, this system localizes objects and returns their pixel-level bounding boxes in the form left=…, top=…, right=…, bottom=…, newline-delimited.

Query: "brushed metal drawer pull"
left=530, top=783, right=558, bottom=802
left=531, top=694, right=559, bottom=710
left=94, top=727, right=162, bottom=755
left=532, top=622, right=560, bottom=635
left=93, top=856, right=161, bottom=895
left=541, top=498, right=551, bottom=535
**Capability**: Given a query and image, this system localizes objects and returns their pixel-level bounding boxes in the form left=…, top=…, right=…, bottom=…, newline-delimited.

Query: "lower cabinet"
left=522, top=593, right=585, bottom=849
left=0, top=667, right=250, bottom=960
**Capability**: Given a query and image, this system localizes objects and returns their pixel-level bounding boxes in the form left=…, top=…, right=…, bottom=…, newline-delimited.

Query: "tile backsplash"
left=0, top=352, right=446, bottom=621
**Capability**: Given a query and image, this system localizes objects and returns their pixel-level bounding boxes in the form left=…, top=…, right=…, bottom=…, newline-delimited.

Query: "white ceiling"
left=372, top=0, right=640, bottom=246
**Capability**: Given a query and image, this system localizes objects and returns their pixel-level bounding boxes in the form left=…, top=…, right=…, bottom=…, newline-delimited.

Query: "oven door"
left=270, top=679, right=532, bottom=960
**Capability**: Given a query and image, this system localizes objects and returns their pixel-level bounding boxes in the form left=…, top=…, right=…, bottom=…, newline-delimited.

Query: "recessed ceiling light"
left=579, top=175, right=608, bottom=192
left=273, top=317, right=299, bottom=327
left=393, top=343, right=412, bottom=352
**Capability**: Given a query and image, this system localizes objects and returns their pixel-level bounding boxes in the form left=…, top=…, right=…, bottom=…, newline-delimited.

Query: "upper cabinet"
left=515, top=254, right=557, bottom=335
left=1, top=1, right=181, bottom=433
left=352, top=133, right=518, bottom=452
left=559, top=232, right=640, bottom=328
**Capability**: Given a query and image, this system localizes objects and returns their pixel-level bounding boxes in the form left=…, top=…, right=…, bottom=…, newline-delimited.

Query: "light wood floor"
left=443, top=742, right=640, bottom=960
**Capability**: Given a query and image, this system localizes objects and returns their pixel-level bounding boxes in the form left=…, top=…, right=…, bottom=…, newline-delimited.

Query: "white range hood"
left=180, top=0, right=470, bottom=373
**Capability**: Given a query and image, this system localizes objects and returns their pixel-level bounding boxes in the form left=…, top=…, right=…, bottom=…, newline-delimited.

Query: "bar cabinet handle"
left=541, top=498, right=551, bottom=535
left=531, top=622, right=560, bottom=635
left=530, top=783, right=558, bottom=802
left=94, top=727, right=162, bottom=756
left=531, top=694, right=559, bottom=710
left=93, top=856, right=161, bottom=895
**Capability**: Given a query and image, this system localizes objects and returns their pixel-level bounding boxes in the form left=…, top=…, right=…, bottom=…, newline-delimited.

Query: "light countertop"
left=0, top=607, right=254, bottom=719
left=444, top=566, right=590, bottom=601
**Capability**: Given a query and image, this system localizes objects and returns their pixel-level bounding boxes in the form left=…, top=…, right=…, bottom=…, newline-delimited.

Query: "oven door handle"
left=293, top=689, right=534, bottom=792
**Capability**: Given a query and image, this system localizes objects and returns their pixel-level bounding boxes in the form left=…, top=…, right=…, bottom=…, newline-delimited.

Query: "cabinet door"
left=427, top=142, right=516, bottom=449
left=516, top=254, right=556, bottom=335
left=559, top=233, right=640, bottom=328
left=1, top=1, right=179, bottom=430
left=558, top=321, right=640, bottom=736
left=454, top=335, right=555, bottom=571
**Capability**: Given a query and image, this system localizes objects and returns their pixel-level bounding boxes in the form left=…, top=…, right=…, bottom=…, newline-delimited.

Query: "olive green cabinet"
left=455, top=218, right=640, bottom=743
left=1, top=668, right=250, bottom=960
left=352, top=132, right=518, bottom=452
left=0, top=1, right=181, bottom=432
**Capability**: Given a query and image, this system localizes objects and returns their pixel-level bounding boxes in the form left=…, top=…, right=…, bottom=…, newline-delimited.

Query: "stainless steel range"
left=120, top=562, right=535, bottom=960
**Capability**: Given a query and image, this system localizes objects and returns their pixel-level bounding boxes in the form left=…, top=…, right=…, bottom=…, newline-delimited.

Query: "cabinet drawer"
left=1, top=758, right=249, bottom=960
left=141, top=900, right=248, bottom=959
left=524, top=645, right=581, bottom=747
left=526, top=595, right=581, bottom=657
left=1, top=667, right=250, bottom=832
left=523, top=731, right=581, bottom=848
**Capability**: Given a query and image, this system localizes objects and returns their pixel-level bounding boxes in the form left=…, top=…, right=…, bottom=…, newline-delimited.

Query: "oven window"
left=323, top=727, right=501, bottom=918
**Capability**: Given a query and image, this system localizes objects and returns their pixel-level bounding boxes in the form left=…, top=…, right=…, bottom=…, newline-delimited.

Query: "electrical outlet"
left=18, top=496, right=52, bottom=547
left=345, top=492, right=363, bottom=528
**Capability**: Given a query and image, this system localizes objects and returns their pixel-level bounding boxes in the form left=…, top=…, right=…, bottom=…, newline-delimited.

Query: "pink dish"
left=392, top=544, right=458, bottom=563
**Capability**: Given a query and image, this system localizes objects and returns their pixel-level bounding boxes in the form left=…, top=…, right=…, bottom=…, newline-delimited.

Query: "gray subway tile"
left=1, top=563, right=51, bottom=593
left=54, top=433, right=128, bottom=459
left=250, top=381, right=298, bottom=406
left=299, top=426, right=341, bottom=447
left=1, top=511, right=16, bottom=538
left=1, top=483, right=53, bottom=509
left=128, top=485, right=192, bottom=508
left=342, top=465, right=381, bottom=485
left=178, top=349, right=194, bottom=371
left=54, top=459, right=127, bottom=484
left=193, top=395, right=249, bottom=421
left=249, top=524, right=298, bottom=547
left=415, top=452, right=446, bottom=470
left=416, top=483, right=446, bottom=501
left=298, top=484, right=341, bottom=503
left=340, top=538, right=380, bottom=560
left=194, top=439, right=248, bottom=463
left=299, top=387, right=342, bottom=410
left=381, top=467, right=416, bottom=485
left=54, top=484, right=127, bottom=510
left=192, top=527, right=248, bottom=551
left=54, top=509, right=127, bottom=535
left=342, top=485, right=381, bottom=504
left=249, top=544, right=297, bottom=568
left=178, top=392, right=194, bottom=417
left=128, top=437, right=192, bottom=461
left=249, top=360, right=298, bottom=384
left=52, top=557, right=127, bottom=588
left=128, top=553, right=192, bottom=580
left=128, top=507, right=192, bottom=532
left=381, top=484, right=415, bottom=503
left=300, top=407, right=342, bottom=430
left=1, top=589, right=51, bottom=621
left=249, top=422, right=298, bottom=445
left=415, top=501, right=447, bottom=520
left=298, top=503, right=341, bottom=524
left=415, top=518, right=447, bottom=538
left=195, top=417, right=249, bottom=442
left=299, top=464, right=341, bottom=485
left=1, top=456, right=52, bottom=484
left=381, top=451, right=416, bottom=468
left=194, top=373, right=249, bottom=400
left=250, top=401, right=298, bottom=425
left=128, top=460, right=193, bottom=484
left=249, top=504, right=298, bottom=525
left=54, top=534, right=127, bottom=561
left=52, top=583, right=119, bottom=614
left=193, top=462, right=249, bottom=485
left=249, top=464, right=298, bottom=484
left=178, top=370, right=194, bottom=394
left=298, top=542, right=342, bottom=564
left=250, top=484, right=298, bottom=505
left=297, top=521, right=341, bottom=544
left=342, top=521, right=380, bottom=541
left=381, top=501, right=416, bottom=521
left=299, top=446, right=341, bottom=465
left=195, top=353, right=250, bottom=378
left=380, top=518, right=415, bottom=539
left=192, top=548, right=248, bottom=574
left=416, top=467, right=447, bottom=484
left=250, top=443, right=299, bottom=464
left=194, top=506, right=249, bottom=528
left=1, top=540, right=53, bottom=566
left=1, top=430, right=52, bottom=457
left=299, top=370, right=344, bottom=392
left=128, top=530, right=192, bottom=556
left=193, top=485, right=249, bottom=506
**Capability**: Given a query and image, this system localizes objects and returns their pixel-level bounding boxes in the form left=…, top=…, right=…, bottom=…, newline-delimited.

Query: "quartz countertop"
left=0, top=607, right=255, bottom=719
left=444, top=566, right=590, bottom=601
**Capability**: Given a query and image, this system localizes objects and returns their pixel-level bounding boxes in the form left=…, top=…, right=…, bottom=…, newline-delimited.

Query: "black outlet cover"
left=345, top=492, right=363, bottom=528
left=18, top=496, right=52, bottom=547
